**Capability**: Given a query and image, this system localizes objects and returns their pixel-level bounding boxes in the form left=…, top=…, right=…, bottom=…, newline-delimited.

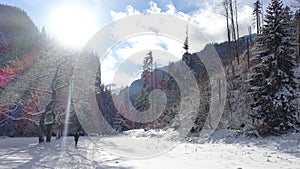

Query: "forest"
left=0, top=0, right=299, bottom=142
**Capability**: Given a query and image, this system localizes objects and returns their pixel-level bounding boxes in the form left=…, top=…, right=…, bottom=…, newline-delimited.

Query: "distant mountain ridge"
left=125, top=34, right=254, bottom=101
left=112, top=34, right=254, bottom=130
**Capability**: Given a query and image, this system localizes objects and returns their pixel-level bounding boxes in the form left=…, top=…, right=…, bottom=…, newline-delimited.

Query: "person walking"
left=74, top=132, right=80, bottom=148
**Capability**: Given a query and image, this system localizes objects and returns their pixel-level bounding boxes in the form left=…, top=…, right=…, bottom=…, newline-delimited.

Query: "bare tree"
left=0, top=40, right=74, bottom=143
left=29, top=43, right=74, bottom=143
left=229, top=0, right=239, bottom=64
left=36, top=66, right=71, bottom=142
left=247, top=26, right=252, bottom=69
left=222, top=0, right=234, bottom=76
left=235, top=0, right=240, bottom=62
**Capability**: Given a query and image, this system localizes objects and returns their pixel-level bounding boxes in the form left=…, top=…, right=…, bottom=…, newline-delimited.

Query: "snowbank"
left=1, top=130, right=300, bottom=168
left=123, top=128, right=182, bottom=141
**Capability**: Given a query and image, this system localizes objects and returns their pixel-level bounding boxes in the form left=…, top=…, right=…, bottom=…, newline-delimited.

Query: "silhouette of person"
left=74, top=132, right=80, bottom=148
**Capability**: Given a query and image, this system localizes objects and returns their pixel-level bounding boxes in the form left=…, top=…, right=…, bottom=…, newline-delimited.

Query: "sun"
left=48, top=4, right=98, bottom=48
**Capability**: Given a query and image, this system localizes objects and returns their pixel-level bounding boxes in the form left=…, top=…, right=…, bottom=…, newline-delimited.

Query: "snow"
left=1, top=129, right=300, bottom=169
left=123, top=128, right=181, bottom=140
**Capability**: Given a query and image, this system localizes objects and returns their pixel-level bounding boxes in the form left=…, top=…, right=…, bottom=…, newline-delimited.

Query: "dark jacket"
left=74, top=133, right=79, bottom=141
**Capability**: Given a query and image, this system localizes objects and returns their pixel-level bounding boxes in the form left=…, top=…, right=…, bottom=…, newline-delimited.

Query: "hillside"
left=0, top=5, right=81, bottom=138
left=0, top=4, right=40, bottom=67
left=110, top=35, right=252, bottom=131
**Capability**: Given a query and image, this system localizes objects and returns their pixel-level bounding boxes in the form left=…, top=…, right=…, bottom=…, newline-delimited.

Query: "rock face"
left=111, top=48, right=212, bottom=131
left=112, top=35, right=258, bottom=132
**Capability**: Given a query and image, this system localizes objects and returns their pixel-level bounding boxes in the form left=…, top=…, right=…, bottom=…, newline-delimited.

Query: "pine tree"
left=134, top=88, right=150, bottom=112
left=253, top=0, right=262, bottom=34
left=133, top=88, right=151, bottom=127
left=248, top=0, right=298, bottom=136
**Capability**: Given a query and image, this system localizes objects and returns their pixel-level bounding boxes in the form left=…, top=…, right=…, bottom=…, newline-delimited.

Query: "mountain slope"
left=0, top=4, right=40, bottom=66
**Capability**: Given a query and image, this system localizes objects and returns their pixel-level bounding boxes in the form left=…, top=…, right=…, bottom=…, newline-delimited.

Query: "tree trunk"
left=38, top=113, right=45, bottom=143
left=56, top=124, right=62, bottom=139
left=38, top=126, right=44, bottom=143
left=224, top=0, right=234, bottom=76
left=247, top=37, right=250, bottom=69
left=235, top=0, right=240, bottom=63
left=46, top=124, right=52, bottom=142
left=256, top=10, right=260, bottom=34
left=248, top=26, right=252, bottom=44
left=229, top=0, right=238, bottom=64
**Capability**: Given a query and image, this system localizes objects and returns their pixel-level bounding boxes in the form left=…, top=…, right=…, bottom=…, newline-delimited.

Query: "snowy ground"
left=1, top=129, right=300, bottom=169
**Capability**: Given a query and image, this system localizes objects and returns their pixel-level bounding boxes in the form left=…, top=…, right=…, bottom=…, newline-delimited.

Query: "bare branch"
left=23, top=108, right=44, bottom=116
left=25, top=89, right=41, bottom=112
left=0, top=118, right=8, bottom=126
left=56, top=80, right=71, bottom=91
left=29, top=87, right=52, bottom=94
left=2, top=113, right=38, bottom=124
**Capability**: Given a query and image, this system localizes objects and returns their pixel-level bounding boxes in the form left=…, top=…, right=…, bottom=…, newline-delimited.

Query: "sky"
left=0, top=0, right=297, bottom=92
left=0, top=0, right=260, bottom=45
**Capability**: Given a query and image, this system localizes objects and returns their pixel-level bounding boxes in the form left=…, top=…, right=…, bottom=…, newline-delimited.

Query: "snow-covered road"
left=1, top=130, right=300, bottom=169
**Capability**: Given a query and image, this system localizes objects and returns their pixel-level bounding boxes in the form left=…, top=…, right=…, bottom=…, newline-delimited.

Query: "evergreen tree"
left=248, top=0, right=298, bottom=136
left=134, top=88, right=150, bottom=112
left=253, top=0, right=262, bottom=34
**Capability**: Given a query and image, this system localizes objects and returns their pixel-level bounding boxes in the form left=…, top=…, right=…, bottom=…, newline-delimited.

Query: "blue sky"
left=1, top=0, right=295, bottom=48
left=1, top=0, right=297, bottom=92
left=1, top=0, right=200, bottom=30
left=1, top=0, right=296, bottom=35
left=2, top=0, right=296, bottom=44
left=0, top=0, right=262, bottom=31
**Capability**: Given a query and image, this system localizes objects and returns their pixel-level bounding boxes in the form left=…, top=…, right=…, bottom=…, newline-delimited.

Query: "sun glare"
left=49, top=4, right=98, bottom=48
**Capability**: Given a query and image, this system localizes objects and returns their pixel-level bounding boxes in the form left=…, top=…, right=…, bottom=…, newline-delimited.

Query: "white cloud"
left=106, top=1, right=255, bottom=92
left=110, top=5, right=140, bottom=21
left=110, top=11, right=127, bottom=21
left=109, top=1, right=254, bottom=42
left=237, top=5, right=255, bottom=35
left=189, top=6, right=227, bottom=42
left=114, top=35, right=184, bottom=61
left=101, top=34, right=184, bottom=89
left=146, top=1, right=162, bottom=13
left=166, top=4, right=176, bottom=14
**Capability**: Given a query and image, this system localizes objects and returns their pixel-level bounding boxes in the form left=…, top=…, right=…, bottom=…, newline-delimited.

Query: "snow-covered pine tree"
left=248, top=0, right=298, bottom=136
left=112, top=112, right=128, bottom=132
